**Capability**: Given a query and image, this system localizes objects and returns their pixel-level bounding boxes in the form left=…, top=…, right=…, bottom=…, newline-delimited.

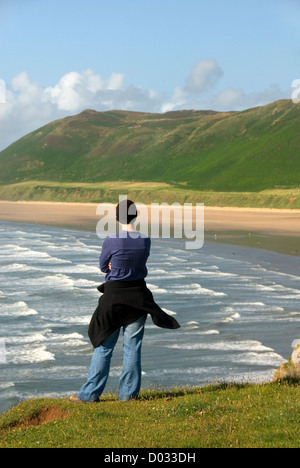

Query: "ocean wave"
left=8, top=333, right=47, bottom=344
left=0, top=263, right=32, bottom=272
left=26, top=273, right=75, bottom=289
left=43, top=243, right=100, bottom=255
left=46, top=332, right=87, bottom=347
left=248, top=282, right=300, bottom=297
left=0, top=262, right=99, bottom=275
left=222, top=312, right=241, bottom=323
left=0, top=245, right=52, bottom=259
left=73, top=278, right=98, bottom=289
left=173, top=283, right=227, bottom=297
left=234, top=351, right=285, bottom=367
left=185, top=321, right=200, bottom=329
left=161, top=307, right=177, bottom=316
left=20, top=273, right=98, bottom=292
left=0, top=301, right=38, bottom=317
left=147, top=283, right=168, bottom=294
left=0, top=244, right=72, bottom=264
left=0, top=382, right=15, bottom=390
left=6, top=344, right=55, bottom=364
left=223, top=302, right=285, bottom=313
left=148, top=268, right=184, bottom=279
left=48, top=315, right=91, bottom=325
left=183, top=268, right=237, bottom=278
left=4, top=331, right=88, bottom=364
left=164, top=339, right=274, bottom=353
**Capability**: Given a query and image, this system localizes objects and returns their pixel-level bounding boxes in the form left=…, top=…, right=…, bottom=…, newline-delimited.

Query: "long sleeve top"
left=89, top=230, right=180, bottom=347
left=99, top=230, right=151, bottom=282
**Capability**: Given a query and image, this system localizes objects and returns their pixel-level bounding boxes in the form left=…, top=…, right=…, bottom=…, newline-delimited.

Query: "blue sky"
left=0, top=0, right=299, bottom=149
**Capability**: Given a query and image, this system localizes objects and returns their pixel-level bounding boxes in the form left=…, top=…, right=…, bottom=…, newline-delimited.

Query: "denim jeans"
left=78, top=315, right=147, bottom=402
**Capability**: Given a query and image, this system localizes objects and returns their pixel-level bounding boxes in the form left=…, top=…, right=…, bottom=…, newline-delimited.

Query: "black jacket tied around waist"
left=88, top=280, right=180, bottom=348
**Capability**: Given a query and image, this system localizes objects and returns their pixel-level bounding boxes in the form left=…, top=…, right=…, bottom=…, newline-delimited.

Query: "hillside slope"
left=0, top=99, right=299, bottom=192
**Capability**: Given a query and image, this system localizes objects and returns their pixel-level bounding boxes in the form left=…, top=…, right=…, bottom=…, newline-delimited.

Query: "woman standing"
left=70, top=200, right=180, bottom=403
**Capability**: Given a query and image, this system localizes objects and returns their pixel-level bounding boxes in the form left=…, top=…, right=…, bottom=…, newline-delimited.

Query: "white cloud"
left=211, top=83, right=289, bottom=111
left=164, top=59, right=224, bottom=112
left=164, top=61, right=289, bottom=113
left=213, top=87, right=245, bottom=109
left=184, top=60, right=223, bottom=94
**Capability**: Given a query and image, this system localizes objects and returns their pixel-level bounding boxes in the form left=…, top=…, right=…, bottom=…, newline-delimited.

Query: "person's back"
left=100, top=231, right=151, bottom=281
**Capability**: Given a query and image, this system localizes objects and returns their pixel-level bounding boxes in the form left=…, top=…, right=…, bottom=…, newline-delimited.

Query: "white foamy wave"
left=46, top=332, right=86, bottom=347
left=147, top=283, right=168, bottom=294
left=235, top=351, right=286, bottom=367
left=50, top=315, right=91, bottom=325
left=74, top=278, right=98, bottom=289
left=0, top=301, right=38, bottom=317
left=149, top=269, right=184, bottom=279
left=272, top=284, right=300, bottom=297
left=162, top=308, right=177, bottom=316
left=0, top=245, right=50, bottom=259
left=184, top=268, right=237, bottom=278
left=164, top=255, right=186, bottom=263
left=0, top=382, right=15, bottom=390
left=6, top=345, right=55, bottom=364
left=0, top=244, right=72, bottom=265
left=226, top=302, right=285, bottom=314
left=175, top=283, right=227, bottom=297
left=185, top=321, right=200, bottom=329
left=165, top=339, right=274, bottom=353
left=23, top=273, right=98, bottom=292
left=149, top=268, right=168, bottom=275
left=8, top=333, right=47, bottom=344
left=0, top=263, right=32, bottom=273
left=222, top=312, right=241, bottom=323
left=43, top=264, right=100, bottom=275
left=27, top=274, right=75, bottom=290
left=249, top=283, right=276, bottom=292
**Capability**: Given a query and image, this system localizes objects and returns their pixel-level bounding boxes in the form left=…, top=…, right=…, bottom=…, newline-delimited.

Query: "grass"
left=0, top=180, right=300, bottom=209
left=0, top=382, right=299, bottom=448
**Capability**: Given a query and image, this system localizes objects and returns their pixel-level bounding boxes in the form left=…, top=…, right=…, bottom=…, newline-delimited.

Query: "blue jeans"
left=78, top=315, right=147, bottom=402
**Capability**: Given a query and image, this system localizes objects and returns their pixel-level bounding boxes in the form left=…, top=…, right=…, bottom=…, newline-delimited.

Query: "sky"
left=0, top=0, right=299, bottom=150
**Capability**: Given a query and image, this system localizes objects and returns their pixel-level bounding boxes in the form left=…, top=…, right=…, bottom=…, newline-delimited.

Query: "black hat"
left=116, top=199, right=137, bottom=224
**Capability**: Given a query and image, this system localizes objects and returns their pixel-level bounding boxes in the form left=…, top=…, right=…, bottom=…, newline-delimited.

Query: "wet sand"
left=0, top=200, right=299, bottom=255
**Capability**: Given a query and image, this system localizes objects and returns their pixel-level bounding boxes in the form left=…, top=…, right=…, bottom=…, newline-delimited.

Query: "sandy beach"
left=0, top=200, right=300, bottom=237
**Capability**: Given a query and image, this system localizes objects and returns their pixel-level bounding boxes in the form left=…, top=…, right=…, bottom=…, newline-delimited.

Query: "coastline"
left=0, top=200, right=299, bottom=255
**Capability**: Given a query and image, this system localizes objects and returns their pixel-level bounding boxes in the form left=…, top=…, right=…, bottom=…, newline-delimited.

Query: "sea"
left=0, top=221, right=299, bottom=413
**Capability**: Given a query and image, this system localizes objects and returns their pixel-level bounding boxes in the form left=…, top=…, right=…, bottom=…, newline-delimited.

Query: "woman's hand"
left=108, top=262, right=112, bottom=270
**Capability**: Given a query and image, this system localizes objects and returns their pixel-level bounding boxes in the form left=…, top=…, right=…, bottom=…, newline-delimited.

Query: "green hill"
left=0, top=99, right=299, bottom=205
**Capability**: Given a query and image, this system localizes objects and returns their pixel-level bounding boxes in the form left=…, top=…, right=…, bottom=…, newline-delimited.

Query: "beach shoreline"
left=0, top=200, right=299, bottom=234
left=0, top=200, right=299, bottom=256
